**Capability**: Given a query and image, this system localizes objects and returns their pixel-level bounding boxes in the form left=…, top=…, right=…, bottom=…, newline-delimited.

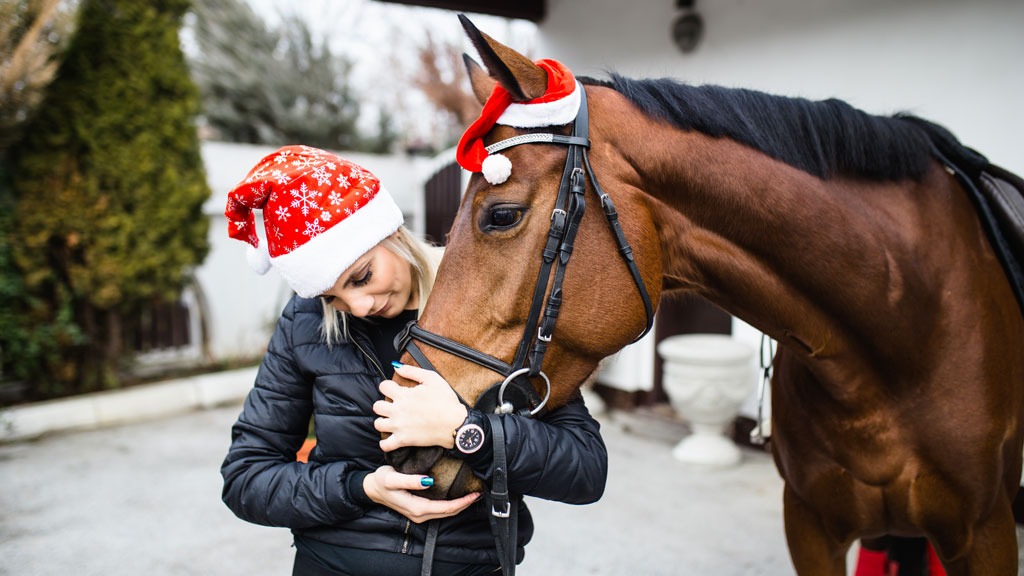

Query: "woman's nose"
left=342, top=292, right=375, bottom=318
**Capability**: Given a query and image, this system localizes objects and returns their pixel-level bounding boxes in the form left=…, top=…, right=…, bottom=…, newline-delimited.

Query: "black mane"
left=583, top=74, right=977, bottom=182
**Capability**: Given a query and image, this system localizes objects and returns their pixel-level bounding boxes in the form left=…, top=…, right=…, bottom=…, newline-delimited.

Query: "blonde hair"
left=320, top=226, right=442, bottom=346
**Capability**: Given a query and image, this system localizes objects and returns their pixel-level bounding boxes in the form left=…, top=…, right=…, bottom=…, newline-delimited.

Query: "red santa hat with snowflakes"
left=224, top=145, right=404, bottom=298
left=456, top=59, right=581, bottom=184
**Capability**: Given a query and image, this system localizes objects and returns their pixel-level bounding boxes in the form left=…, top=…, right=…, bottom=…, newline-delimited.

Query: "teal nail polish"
left=420, top=477, right=434, bottom=487
left=391, top=361, right=404, bottom=369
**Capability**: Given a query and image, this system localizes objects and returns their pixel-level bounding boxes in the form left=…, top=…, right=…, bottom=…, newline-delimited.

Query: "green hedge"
left=3, top=0, right=210, bottom=398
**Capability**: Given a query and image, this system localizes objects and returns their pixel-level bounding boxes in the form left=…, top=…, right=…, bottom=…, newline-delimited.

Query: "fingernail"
left=391, top=361, right=404, bottom=369
left=420, top=477, right=434, bottom=487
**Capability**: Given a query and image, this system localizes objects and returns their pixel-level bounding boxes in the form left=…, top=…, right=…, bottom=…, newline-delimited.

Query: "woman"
left=220, top=145, right=608, bottom=576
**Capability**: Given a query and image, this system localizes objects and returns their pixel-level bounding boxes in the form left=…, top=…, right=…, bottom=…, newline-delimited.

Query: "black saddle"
left=958, top=163, right=1024, bottom=315
left=977, top=164, right=1024, bottom=302
left=903, top=115, right=1024, bottom=315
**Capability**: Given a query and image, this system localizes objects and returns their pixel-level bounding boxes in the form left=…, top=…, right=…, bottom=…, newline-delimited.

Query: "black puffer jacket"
left=221, top=295, right=608, bottom=566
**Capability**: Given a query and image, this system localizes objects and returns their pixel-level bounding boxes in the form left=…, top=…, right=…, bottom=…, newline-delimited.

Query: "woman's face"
left=320, top=239, right=416, bottom=319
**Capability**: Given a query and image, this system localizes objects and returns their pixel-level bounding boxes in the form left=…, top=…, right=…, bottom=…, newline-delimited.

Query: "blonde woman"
left=220, top=146, right=607, bottom=576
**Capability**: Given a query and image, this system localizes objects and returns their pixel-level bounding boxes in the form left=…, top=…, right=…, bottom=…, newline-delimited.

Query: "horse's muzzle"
left=387, top=446, right=484, bottom=500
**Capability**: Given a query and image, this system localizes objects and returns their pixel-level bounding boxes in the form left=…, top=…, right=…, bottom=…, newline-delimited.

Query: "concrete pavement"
left=1, top=369, right=1016, bottom=575
left=0, top=368, right=793, bottom=576
left=0, top=401, right=792, bottom=576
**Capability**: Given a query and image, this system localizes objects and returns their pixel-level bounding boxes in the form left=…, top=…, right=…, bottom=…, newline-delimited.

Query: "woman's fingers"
left=379, top=468, right=430, bottom=491
left=392, top=363, right=448, bottom=387
left=403, top=491, right=482, bottom=523
left=372, top=399, right=393, bottom=417
left=391, top=363, right=426, bottom=384
left=442, top=491, right=483, bottom=514
left=378, top=379, right=402, bottom=399
left=378, top=432, right=400, bottom=452
left=374, top=368, right=466, bottom=450
left=367, top=465, right=482, bottom=523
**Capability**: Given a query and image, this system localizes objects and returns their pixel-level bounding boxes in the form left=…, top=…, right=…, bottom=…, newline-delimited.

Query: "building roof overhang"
left=373, top=0, right=545, bottom=22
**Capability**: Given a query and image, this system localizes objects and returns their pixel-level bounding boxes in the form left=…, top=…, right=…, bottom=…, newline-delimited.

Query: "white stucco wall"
left=538, top=0, right=1022, bottom=174
left=532, top=0, right=1023, bottom=401
left=195, top=142, right=436, bottom=361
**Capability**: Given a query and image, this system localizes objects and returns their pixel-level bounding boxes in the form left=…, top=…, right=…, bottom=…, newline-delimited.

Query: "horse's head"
left=387, top=16, right=663, bottom=499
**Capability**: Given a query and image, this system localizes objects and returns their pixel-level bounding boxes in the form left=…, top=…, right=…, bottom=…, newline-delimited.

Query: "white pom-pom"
left=482, top=153, right=512, bottom=185
left=246, top=242, right=272, bottom=275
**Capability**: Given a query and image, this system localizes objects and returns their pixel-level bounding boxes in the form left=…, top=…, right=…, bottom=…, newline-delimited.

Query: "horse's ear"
left=463, top=53, right=495, bottom=105
left=458, top=13, right=546, bottom=102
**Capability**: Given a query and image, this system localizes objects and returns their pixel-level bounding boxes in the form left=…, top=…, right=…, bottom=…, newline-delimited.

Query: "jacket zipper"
left=348, top=321, right=411, bottom=553
left=401, top=519, right=411, bottom=553
left=345, top=322, right=387, bottom=380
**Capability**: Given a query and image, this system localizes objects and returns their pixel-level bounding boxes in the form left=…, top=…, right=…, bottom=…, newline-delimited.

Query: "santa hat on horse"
left=456, top=59, right=581, bottom=185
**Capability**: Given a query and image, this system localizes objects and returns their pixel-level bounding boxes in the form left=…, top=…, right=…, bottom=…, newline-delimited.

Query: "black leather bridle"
left=397, top=83, right=654, bottom=417
left=400, top=83, right=655, bottom=576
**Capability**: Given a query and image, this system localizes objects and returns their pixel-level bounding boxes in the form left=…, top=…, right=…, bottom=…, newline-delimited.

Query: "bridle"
left=397, top=83, right=655, bottom=576
left=397, top=82, right=654, bottom=417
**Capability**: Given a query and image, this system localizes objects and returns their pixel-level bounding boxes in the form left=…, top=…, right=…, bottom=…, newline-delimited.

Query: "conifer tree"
left=8, top=0, right=210, bottom=395
left=0, top=0, right=77, bottom=395
left=189, top=0, right=393, bottom=152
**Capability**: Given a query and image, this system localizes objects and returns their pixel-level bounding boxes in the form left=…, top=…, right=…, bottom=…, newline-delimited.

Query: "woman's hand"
left=363, top=465, right=480, bottom=523
left=374, top=364, right=467, bottom=452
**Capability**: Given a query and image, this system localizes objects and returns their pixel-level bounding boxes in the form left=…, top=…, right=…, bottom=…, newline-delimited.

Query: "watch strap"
left=446, top=408, right=490, bottom=459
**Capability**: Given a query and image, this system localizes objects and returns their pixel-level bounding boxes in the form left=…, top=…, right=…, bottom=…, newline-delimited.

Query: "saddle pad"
left=973, top=164, right=1024, bottom=314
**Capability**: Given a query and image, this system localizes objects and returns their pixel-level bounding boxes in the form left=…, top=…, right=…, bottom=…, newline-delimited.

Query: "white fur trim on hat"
left=482, top=154, right=512, bottom=185
left=246, top=242, right=272, bottom=275
left=496, top=82, right=581, bottom=128
left=270, top=187, right=404, bottom=298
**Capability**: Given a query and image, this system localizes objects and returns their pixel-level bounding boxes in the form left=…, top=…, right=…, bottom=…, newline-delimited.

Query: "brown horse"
left=392, top=17, right=1024, bottom=576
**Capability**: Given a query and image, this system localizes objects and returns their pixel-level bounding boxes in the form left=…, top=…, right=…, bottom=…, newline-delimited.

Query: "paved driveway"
left=5, top=400, right=1016, bottom=575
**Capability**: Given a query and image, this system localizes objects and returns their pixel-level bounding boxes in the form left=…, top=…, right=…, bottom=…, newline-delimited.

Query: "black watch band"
left=450, top=409, right=488, bottom=457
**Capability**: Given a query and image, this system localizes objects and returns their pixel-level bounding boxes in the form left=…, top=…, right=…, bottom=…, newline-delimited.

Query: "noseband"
left=396, top=82, right=655, bottom=417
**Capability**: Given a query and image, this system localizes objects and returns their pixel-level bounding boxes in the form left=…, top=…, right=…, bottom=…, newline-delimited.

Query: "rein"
left=400, top=83, right=655, bottom=576
left=750, top=333, right=775, bottom=445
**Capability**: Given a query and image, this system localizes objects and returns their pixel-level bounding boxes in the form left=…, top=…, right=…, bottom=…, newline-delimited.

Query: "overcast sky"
left=241, top=0, right=537, bottom=147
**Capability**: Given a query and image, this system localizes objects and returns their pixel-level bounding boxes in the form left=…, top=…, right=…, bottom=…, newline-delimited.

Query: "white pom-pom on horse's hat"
left=456, top=58, right=581, bottom=185
left=224, top=145, right=404, bottom=298
left=481, top=153, right=512, bottom=185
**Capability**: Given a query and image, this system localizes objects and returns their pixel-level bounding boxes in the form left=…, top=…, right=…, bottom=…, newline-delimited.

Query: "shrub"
left=5, top=0, right=210, bottom=397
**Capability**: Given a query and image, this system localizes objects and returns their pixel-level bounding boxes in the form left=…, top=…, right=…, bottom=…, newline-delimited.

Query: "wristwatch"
left=452, top=410, right=487, bottom=455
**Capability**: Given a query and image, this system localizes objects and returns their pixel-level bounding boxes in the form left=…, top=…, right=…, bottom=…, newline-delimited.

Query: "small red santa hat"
left=224, top=145, right=404, bottom=298
left=456, top=59, right=580, bottom=185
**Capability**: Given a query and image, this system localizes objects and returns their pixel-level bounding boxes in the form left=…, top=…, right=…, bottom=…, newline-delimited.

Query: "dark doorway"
left=424, top=161, right=462, bottom=246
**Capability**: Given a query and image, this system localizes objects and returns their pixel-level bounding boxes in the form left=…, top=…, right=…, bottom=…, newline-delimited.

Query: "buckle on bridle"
left=537, top=326, right=552, bottom=342
left=570, top=166, right=586, bottom=191
left=550, top=208, right=567, bottom=221
left=492, top=501, right=511, bottom=518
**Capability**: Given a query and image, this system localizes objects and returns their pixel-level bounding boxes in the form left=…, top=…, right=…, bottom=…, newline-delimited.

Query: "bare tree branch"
left=0, top=0, right=78, bottom=155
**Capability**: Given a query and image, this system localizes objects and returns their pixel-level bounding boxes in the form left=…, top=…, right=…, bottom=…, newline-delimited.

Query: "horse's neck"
left=618, top=123, right=942, bottom=370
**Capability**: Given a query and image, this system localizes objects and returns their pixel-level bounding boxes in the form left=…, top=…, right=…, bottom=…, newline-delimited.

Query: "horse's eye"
left=487, top=206, right=523, bottom=230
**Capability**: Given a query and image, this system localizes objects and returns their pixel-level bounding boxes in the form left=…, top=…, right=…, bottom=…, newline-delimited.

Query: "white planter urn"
left=657, top=334, right=755, bottom=467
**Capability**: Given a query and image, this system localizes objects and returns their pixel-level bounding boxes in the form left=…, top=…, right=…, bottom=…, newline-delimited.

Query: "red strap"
left=854, top=548, right=888, bottom=576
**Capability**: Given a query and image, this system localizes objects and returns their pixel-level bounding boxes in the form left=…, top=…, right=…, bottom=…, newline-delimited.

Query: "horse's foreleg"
left=934, top=497, right=1017, bottom=576
left=783, top=484, right=851, bottom=576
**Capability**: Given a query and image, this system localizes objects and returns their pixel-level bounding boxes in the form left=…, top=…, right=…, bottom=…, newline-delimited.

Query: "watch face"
left=456, top=423, right=485, bottom=454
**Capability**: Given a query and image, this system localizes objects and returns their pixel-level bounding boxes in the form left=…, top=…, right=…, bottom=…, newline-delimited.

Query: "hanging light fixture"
left=671, top=0, right=705, bottom=53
